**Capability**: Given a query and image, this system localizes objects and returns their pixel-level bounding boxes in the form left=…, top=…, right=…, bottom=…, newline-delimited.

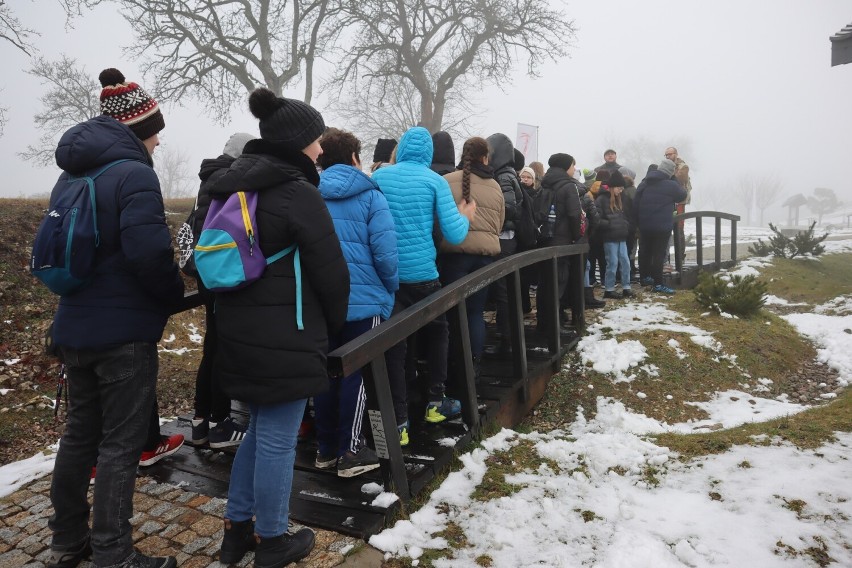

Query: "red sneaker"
left=139, top=434, right=184, bottom=467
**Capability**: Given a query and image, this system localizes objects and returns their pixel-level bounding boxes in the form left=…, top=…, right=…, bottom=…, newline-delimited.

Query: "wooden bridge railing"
left=672, top=211, right=742, bottom=275
left=326, top=243, right=588, bottom=500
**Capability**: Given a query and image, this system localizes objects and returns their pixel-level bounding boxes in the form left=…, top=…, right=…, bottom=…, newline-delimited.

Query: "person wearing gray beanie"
left=657, top=158, right=676, bottom=178
left=222, top=132, right=255, bottom=159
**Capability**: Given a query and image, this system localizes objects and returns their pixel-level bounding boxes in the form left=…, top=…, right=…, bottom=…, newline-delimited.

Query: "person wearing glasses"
left=664, top=147, right=691, bottom=264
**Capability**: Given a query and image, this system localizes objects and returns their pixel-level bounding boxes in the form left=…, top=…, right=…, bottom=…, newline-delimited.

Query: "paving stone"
left=8, top=491, right=34, bottom=506
left=18, top=495, right=48, bottom=509
left=198, top=497, right=226, bottom=516
left=139, top=520, right=165, bottom=535
left=160, top=505, right=189, bottom=522
left=192, top=516, right=222, bottom=537
left=27, top=481, right=52, bottom=493
left=0, top=503, right=23, bottom=520
left=161, top=490, right=183, bottom=501
left=132, top=494, right=161, bottom=512
left=23, top=517, right=48, bottom=535
left=182, top=556, right=215, bottom=568
left=135, top=535, right=170, bottom=555
left=0, top=525, right=22, bottom=541
left=129, top=512, right=146, bottom=525
left=137, top=482, right=159, bottom=495
left=158, top=524, right=185, bottom=540
left=148, top=502, right=173, bottom=518
left=0, top=549, right=34, bottom=568
left=172, top=529, right=199, bottom=546
left=186, top=495, right=210, bottom=508
left=146, top=484, right=175, bottom=497
left=175, top=492, right=198, bottom=504
left=181, top=536, right=211, bottom=555
left=175, top=509, right=204, bottom=526
left=26, top=500, right=52, bottom=515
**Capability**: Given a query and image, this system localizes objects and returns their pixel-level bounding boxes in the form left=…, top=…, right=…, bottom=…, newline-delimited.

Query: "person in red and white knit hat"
left=45, top=68, right=183, bottom=568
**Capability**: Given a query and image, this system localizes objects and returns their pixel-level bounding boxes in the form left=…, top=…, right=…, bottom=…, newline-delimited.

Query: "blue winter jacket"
left=50, top=116, right=185, bottom=349
left=372, top=127, right=469, bottom=283
left=635, top=170, right=688, bottom=233
left=319, top=164, right=399, bottom=320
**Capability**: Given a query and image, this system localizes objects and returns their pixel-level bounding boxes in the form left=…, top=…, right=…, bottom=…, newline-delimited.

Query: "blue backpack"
left=194, top=190, right=303, bottom=329
left=30, top=159, right=131, bottom=295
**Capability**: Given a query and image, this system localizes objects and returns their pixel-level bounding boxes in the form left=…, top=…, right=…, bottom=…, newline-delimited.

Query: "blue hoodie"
left=372, top=127, right=469, bottom=283
left=319, top=164, right=399, bottom=320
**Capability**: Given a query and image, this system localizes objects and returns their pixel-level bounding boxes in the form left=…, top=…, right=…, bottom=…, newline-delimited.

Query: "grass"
left=652, top=387, right=852, bottom=458
left=757, top=253, right=852, bottom=306
left=472, top=438, right=561, bottom=502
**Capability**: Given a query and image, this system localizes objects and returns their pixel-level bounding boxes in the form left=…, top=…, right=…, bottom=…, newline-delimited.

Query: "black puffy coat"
left=595, top=188, right=630, bottom=242
left=539, top=167, right=583, bottom=245
left=486, top=133, right=521, bottom=231
left=205, top=140, right=350, bottom=404
left=578, top=185, right=601, bottom=238
left=51, top=116, right=184, bottom=349
left=635, top=170, right=688, bottom=233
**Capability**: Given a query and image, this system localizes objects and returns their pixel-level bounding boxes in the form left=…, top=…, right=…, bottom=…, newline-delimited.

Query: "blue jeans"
left=603, top=241, right=631, bottom=291
left=315, top=317, right=380, bottom=457
left=225, top=398, right=307, bottom=537
left=50, top=342, right=158, bottom=568
left=439, top=253, right=494, bottom=358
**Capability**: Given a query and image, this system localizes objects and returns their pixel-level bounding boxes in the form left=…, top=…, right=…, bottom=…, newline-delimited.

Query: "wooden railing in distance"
left=326, top=243, right=588, bottom=500
left=672, top=211, right=742, bottom=274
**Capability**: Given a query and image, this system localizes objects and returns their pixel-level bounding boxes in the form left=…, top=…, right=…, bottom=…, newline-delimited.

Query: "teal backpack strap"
left=68, top=159, right=133, bottom=248
left=266, top=244, right=303, bottom=331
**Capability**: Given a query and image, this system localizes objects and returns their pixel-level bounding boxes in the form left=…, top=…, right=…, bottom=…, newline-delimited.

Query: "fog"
left=1, top=0, right=850, bottom=227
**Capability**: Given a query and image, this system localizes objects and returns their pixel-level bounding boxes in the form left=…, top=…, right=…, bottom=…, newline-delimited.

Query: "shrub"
left=748, top=222, right=828, bottom=258
left=693, top=272, right=768, bottom=318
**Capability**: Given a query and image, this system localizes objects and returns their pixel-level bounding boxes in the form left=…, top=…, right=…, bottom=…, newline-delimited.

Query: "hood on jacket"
left=395, top=126, right=433, bottom=166
left=205, top=151, right=309, bottom=199
left=198, top=155, right=236, bottom=183
left=542, top=166, right=574, bottom=187
left=55, top=115, right=152, bottom=173
left=645, top=169, right=672, bottom=183
left=486, top=133, right=515, bottom=172
left=319, top=164, right=379, bottom=200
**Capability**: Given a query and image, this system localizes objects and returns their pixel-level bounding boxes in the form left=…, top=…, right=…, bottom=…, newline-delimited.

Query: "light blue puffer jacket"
left=319, top=164, right=399, bottom=320
left=372, top=127, right=469, bottom=283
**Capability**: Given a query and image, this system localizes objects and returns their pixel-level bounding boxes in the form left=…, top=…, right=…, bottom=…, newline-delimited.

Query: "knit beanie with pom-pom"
left=98, top=68, right=164, bottom=141
left=248, top=87, right=325, bottom=151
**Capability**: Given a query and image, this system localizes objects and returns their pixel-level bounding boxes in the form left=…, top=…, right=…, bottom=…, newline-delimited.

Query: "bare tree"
left=0, top=0, right=37, bottom=56
left=603, top=135, right=696, bottom=174
left=335, top=0, right=574, bottom=133
left=734, top=175, right=757, bottom=225
left=155, top=144, right=195, bottom=199
left=115, top=0, right=342, bottom=118
left=331, top=79, right=478, bottom=158
left=753, top=175, right=783, bottom=226
left=697, top=182, right=730, bottom=213
left=20, top=55, right=100, bottom=166
left=807, top=187, right=841, bottom=226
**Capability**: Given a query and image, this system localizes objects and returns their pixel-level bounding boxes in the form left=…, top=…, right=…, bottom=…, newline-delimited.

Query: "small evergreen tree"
left=748, top=222, right=828, bottom=258
left=694, top=272, right=767, bottom=318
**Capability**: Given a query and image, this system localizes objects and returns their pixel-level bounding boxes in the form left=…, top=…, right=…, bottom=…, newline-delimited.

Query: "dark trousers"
left=50, top=342, right=158, bottom=567
left=193, top=297, right=231, bottom=422
left=439, top=253, right=494, bottom=358
left=384, top=280, right=449, bottom=426
left=639, top=229, right=672, bottom=285
left=589, top=237, right=606, bottom=284
left=490, top=238, right=518, bottom=339
left=538, top=256, right=570, bottom=333
left=314, top=317, right=380, bottom=457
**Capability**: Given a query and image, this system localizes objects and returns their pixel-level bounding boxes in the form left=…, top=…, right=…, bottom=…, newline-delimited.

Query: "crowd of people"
left=40, top=68, right=692, bottom=568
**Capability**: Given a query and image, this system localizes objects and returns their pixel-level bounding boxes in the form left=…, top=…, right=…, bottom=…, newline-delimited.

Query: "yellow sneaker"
left=398, top=421, right=409, bottom=447
left=425, top=397, right=461, bottom=423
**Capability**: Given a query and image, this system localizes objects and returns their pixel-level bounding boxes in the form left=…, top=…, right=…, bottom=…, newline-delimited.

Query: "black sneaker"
left=208, top=417, right=247, bottom=449
left=46, top=535, right=91, bottom=568
left=621, top=289, right=634, bottom=298
left=337, top=446, right=380, bottom=478
left=254, top=528, right=315, bottom=568
left=603, top=290, right=619, bottom=299
left=190, top=417, right=209, bottom=446
left=220, top=518, right=256, bottom=565
left=116, top=550, right=176, bottom=568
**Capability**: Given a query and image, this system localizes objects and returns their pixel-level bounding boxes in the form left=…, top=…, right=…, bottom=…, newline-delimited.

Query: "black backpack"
left=514, top=183, right=540, bottom=249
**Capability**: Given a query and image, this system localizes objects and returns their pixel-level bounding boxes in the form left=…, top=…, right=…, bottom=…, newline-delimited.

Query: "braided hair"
left=460, top=137, right=489, bottom=202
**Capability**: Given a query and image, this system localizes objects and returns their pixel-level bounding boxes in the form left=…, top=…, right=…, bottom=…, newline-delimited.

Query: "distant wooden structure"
left=782, top=193, right=808, bottom=227
left=831, top=23, right=852, bottom=66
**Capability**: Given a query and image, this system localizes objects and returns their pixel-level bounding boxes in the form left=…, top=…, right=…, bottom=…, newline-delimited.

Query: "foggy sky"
left=1, top=0, right=851, bottom=227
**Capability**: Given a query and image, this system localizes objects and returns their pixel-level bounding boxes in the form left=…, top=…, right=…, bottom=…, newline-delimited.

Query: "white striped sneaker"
left=208, top=417, right=247, bottom=449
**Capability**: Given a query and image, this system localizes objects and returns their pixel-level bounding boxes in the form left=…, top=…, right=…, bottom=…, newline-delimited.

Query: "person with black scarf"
left=208, top=88, right=350, bottom=567
left=438, top=136, right=505, bottom=380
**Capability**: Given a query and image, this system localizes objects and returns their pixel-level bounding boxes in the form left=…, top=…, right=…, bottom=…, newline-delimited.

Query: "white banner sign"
left=516, top=123, right=539, bottom=163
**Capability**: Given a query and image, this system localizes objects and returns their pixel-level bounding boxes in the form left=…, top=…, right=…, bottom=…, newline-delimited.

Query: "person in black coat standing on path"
left=635, top=158, right=687, bottom=294
left=596, top=170, right=633, bottom=299
left=211, top=88, right=350, bottom=568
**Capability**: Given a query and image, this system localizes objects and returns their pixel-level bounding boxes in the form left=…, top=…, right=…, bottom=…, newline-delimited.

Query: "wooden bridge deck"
left=143, top=321, right=579, bottom=539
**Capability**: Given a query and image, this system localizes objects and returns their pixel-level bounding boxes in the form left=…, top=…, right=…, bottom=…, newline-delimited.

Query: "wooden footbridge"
left=145, top=212, right=739, bottom=539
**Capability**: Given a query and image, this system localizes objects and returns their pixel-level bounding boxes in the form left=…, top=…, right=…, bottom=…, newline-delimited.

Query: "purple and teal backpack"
left=195, top=190, right=303, bottom=329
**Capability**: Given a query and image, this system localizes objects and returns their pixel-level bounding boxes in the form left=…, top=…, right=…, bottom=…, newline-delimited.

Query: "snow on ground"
left=0, top=448, right=56, bottom=499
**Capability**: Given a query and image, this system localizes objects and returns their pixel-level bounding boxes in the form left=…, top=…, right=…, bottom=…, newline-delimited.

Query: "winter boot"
left=584, top=287, right=606, bottom=309
left=254, top=528, right=315, bottom=568
left=219, top=518, right=256, bottom=565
